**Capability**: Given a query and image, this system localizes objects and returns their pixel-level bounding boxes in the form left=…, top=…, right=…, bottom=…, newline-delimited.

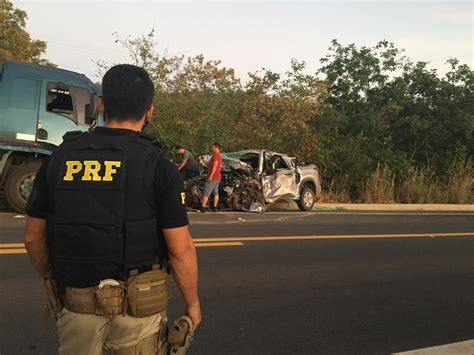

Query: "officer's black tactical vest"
left=46, top=130, right=167, bottom=288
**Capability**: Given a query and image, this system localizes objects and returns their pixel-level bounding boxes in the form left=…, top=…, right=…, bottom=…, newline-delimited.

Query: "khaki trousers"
left=56, top=307, right=165, bottom=355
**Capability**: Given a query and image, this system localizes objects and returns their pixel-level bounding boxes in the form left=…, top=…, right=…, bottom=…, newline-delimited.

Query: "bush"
left=361, top=165, right=395, bottom=203
left=354, top=159, right=473, bottom=204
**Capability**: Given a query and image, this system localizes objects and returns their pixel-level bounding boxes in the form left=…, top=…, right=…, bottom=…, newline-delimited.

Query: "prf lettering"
left=64, top=161, right=121, bottom=181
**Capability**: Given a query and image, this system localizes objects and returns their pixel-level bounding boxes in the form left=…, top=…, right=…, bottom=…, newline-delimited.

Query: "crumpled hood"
left=199, top=154, right=252, bottom=173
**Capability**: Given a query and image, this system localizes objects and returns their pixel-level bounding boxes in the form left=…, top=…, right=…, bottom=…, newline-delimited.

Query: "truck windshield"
left=47, top=85, right=75, bottom=121
left=46, top=83, right=95, bottom=125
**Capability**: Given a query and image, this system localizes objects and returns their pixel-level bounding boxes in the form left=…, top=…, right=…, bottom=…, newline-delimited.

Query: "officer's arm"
left=177, top=158, right=188, bottom=170
left=24, top=217, right=49, bottom=276
left=163, top=226, right=201, bottom=328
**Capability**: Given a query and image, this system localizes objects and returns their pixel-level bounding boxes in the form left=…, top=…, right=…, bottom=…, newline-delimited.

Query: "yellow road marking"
left=0, top=248, right=27, bottom=255
left=195, top=242, right=243, bottom=247
left=1, top=232, right=472, bottom=255
left=0, top=243, right=25, bottom=248
left=193, top=232, right=474, bottom=243
left=0, top=242, right=243, bottom=254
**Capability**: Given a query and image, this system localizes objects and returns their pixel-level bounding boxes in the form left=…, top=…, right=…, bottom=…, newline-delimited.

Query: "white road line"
left=189, top=211, right=474, bottom=217
left=392, top=339, right=474, bottom=355
left=312, top=212, right=474, bottom=216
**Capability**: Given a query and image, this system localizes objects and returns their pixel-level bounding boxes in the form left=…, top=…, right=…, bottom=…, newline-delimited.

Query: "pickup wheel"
left=4, top=161, right=41, bottom=213
left=297, top=186, right=315, bottom=211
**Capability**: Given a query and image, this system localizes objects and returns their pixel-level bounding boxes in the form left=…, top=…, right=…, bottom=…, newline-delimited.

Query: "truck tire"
left=297, top=186, right=315, bottom=211
left=4, top=161, right=41, bottom=213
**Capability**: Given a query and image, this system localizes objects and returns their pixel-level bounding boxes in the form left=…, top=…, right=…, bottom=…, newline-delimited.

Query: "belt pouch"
left=95, top=284, right=126, bottom=316
left=127, top=266, right=170, bottom=318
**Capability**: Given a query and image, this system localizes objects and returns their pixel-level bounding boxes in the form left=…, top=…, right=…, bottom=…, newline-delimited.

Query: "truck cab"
left=0, top=60, right=101, bottom=212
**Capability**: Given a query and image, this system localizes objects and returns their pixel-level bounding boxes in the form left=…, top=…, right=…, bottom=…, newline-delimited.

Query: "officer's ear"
left=145, top=104, right=154, bottom=123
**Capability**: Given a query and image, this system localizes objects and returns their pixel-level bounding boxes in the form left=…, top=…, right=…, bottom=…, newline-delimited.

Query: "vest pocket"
left=124, top=219, right=158, bottom=269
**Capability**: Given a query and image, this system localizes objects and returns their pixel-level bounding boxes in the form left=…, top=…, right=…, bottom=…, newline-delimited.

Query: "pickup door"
left=261, top=154, right=298, bottom=203
left=36, top=81, right=96, bottom=146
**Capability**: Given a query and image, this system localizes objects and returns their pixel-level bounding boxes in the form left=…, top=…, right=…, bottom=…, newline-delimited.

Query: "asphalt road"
left=0, top=211, right=473, bottom=354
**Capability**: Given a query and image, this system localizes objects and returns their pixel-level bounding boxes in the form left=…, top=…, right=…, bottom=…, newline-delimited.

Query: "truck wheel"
left=297, top=187, right=315, bottom=211
left=4, top=161, right=41, bottom=213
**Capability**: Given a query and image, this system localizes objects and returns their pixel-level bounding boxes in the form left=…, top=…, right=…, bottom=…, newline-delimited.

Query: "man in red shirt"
left=200, top=142, right=222, bottom=212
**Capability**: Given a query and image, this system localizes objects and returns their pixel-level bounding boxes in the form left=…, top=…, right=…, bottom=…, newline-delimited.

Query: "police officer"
left=24, top=64, right=201, bottom=354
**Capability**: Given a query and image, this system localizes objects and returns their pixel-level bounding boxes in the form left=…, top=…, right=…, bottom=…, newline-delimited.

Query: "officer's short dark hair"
left=102, top=64, right=154, bottom=122
left=175, top=145, right=184, bottom=150
left=211, top=142, right=221, bottom=150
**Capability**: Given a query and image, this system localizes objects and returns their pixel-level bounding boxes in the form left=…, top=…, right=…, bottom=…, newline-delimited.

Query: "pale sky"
left=16, top=1, right=473, bottom=81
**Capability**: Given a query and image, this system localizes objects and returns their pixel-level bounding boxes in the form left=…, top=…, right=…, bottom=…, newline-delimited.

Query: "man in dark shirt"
left=24, top=64, right=201, bottom=354
left=175, top=145, right=200, bottom=180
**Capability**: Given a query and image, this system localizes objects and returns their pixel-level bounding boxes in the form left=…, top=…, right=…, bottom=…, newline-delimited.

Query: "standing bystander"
left=200, top=142, right=222, bottom=212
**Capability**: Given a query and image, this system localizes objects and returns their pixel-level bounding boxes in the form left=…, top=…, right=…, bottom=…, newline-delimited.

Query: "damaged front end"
left=183, top=169, right=266, bottom=212
left=183, top=153, right=266, bottom=212
left=183, top=149, right=320, bottom=212
left=222, top=172, right=266, bottom=212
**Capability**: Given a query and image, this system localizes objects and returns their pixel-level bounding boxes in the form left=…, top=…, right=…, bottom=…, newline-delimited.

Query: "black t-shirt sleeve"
left=154, top=156, right=189, bottom=229
left=26, top=156, right=51, bottom=219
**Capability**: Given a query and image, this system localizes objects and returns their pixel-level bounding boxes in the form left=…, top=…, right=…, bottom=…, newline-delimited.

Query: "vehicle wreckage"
left=183, top=150, right=322, bottom=212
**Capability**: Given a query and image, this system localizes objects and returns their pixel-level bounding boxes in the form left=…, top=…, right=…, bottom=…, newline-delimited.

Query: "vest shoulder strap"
left=62, top=130, right=84, bottom=141
left=135, top=132, right=162, bottom=149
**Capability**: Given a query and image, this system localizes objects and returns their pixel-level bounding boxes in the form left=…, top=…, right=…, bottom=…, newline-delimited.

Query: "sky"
left=16, top=1, right=473, bottom=81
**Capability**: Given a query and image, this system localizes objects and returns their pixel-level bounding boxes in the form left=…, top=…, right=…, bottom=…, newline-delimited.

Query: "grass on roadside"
left=319, top=158, right=473, bottom=204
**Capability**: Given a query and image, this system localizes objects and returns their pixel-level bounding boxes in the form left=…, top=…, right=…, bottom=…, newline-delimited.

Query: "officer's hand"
left=186, top=302, right=202, bottom=330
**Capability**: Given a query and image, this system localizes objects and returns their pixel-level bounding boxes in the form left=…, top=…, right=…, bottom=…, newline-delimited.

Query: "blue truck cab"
left=0, top=60, right=101, bottom=212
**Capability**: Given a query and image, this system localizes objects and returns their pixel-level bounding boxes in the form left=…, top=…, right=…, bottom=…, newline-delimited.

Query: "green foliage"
left=315, top=39, right=473, bottom=201
left=237, top=61, right=325, bottom=157
left=99, top=33, right=473, bottom=203
left=0, top=1, right=54, bottom=66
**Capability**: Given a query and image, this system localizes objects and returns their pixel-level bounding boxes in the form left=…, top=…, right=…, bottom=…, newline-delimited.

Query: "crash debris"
left=183, top=150, right=322, bottom=212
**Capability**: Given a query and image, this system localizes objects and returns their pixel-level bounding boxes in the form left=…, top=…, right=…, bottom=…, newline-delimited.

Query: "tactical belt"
left=63, top=280, right=126, bottom=316
left=62, top=265, right=169, bottom=318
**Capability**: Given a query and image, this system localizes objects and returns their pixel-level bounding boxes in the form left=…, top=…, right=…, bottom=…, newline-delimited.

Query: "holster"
left=157, top=316, right=194, bottom=355
left=127, top=265, right=170, bottom=318
left=43, top=274, right=63, bottom=316
left=168, top=316, right=194, bottom=354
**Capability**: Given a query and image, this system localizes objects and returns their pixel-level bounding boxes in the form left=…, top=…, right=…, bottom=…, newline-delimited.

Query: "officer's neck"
left=105, top=118, right=146, bottom=132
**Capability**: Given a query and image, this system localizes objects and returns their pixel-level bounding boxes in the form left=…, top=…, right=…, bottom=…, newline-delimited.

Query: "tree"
left=98, top=32, right=472, bottom=202
left=238, top=60, right=327, bottom=159
left=98, top=31, right=244, bottom=154
left=315, top=39, right=473, bottom=199
left=0, top=0, right=54, bottom=65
